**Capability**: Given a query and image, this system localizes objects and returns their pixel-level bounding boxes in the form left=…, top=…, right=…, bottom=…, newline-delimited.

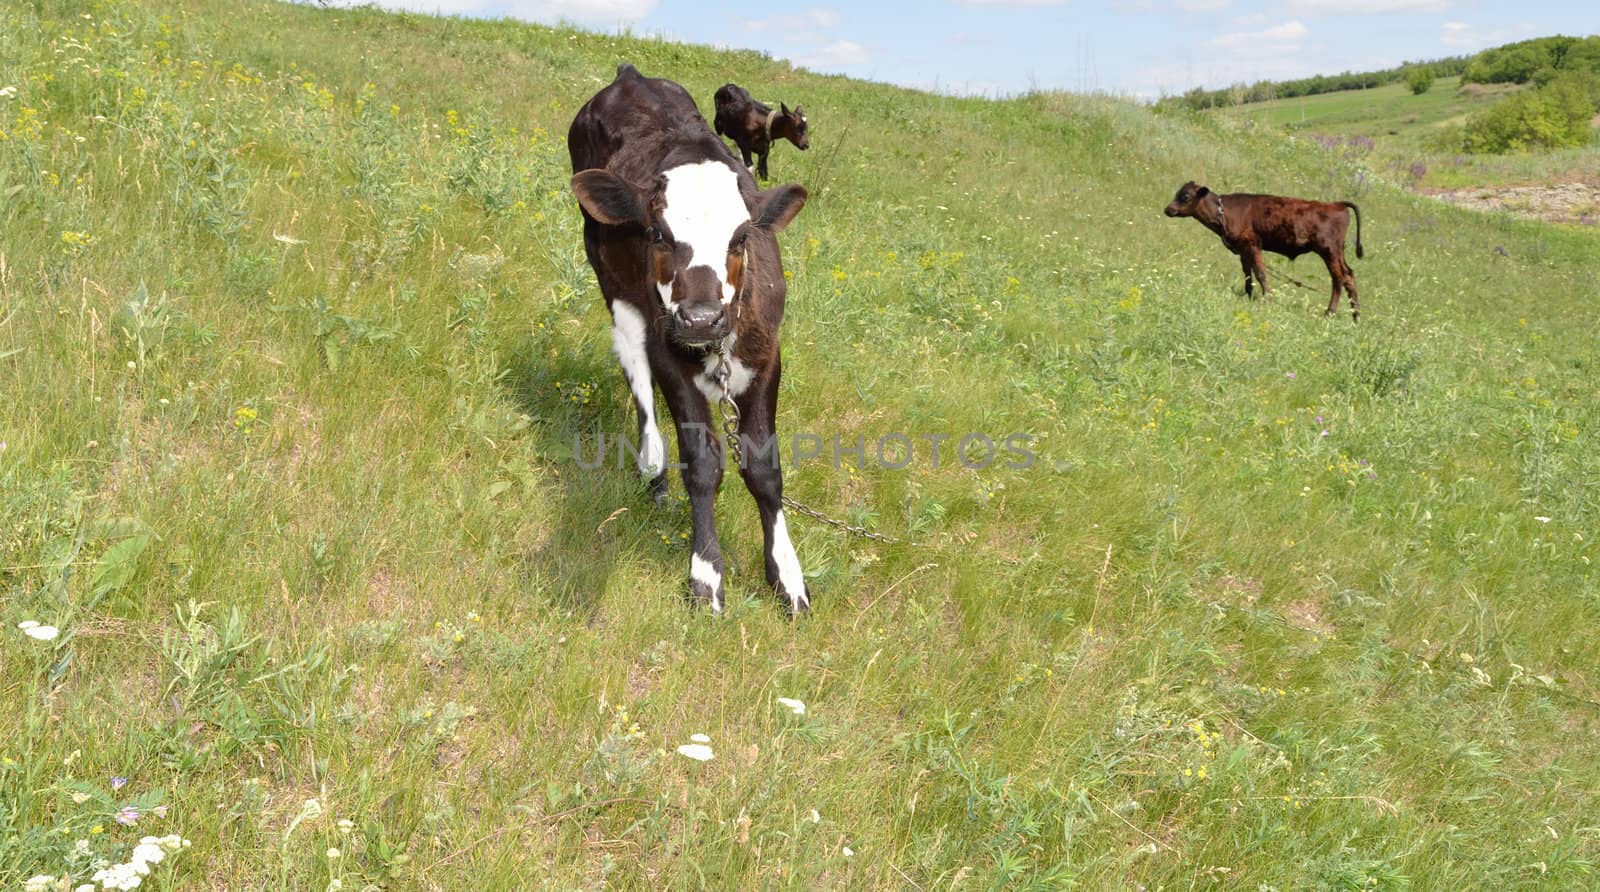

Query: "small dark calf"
left=569, top=64, right=811, bottom=616
left=713, top=83, right=808, bottom=181
left=1164, top=181, right=1365, bottom=320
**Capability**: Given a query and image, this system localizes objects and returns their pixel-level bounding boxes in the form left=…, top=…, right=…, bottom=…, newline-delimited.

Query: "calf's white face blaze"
left=660, top=160, right=748, bottom=307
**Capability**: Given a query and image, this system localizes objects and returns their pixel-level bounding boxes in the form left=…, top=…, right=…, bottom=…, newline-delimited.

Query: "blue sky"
left=328, top=0, right=1600, bottom=98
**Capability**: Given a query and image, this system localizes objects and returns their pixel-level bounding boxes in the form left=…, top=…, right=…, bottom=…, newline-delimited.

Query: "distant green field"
left=4, top=1, right=1600, bottom=890
left=1211, top=77, right=1600, bottom=191
left=1225, top=77, right=1497, bottom=144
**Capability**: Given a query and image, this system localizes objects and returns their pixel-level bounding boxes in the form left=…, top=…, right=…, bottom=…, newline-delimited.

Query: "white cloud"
left=321, top=0, right=657, bottom=26
left=1440, top=21, right=1538, bottom=50
left=738, top=7, right=840, bottom=33
left=1285, top=0, right=1450, bottom=14
left=1207, top=21, right=1308, bottom=53
left=793, top=39, right=870, bottom=69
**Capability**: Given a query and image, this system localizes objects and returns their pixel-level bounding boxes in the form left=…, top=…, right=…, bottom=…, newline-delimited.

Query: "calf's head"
left=781, top=103, right=810, bottom=150
left=572, top=161, right=807, bottom=348
left=1164, top=181, right=1210, bottom=218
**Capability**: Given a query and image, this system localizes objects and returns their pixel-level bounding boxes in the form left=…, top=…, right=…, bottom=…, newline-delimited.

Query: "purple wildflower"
left=1286, top=372, right=1296, bottom=380
left=1320, top=430, right=1329, bottom=437
left=110, top=776, right=128, bottom=792
left=115, top=806, right=140, bottom=826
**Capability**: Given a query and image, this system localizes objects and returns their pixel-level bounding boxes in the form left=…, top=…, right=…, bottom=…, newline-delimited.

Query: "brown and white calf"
left=1164, top=181, right=1365, bottom=320
left=713, top=83, right=809, bottom=181
left=569, top=64, right=811, bottom=615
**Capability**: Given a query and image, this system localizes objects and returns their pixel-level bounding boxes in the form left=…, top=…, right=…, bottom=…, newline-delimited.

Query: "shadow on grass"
left=503, top=334, right=689, bottom=620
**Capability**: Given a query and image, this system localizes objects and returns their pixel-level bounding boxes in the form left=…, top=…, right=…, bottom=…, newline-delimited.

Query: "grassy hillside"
left=1219, top=76, right=1600, bottom=192
left=4, top=0, right=1600, bottom=889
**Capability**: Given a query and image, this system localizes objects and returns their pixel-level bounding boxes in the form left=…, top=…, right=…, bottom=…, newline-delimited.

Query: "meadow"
left=3, top=0, right=1599, bottom=889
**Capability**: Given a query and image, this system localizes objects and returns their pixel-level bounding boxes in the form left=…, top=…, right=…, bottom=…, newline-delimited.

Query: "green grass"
left=1214, top=76, right=1600, bottom=191
left=4, top=0, right=1600, bottom=889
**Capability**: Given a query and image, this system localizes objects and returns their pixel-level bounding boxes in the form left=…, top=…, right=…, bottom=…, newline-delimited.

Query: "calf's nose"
left=676, top=303, right=725, bottom=331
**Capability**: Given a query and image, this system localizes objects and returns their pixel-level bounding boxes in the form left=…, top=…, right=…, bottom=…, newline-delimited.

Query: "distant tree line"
left=1460, top=35, right=1600, bottom=85
left=1156, top=57, right=1470, bottom=112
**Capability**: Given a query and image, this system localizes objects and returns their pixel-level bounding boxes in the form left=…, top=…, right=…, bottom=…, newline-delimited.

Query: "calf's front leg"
left=735, top=365, right=809, bottom=616
left=666, top=390, right=727, bottom=613
left=1245, top=247, right=1270, bottom=298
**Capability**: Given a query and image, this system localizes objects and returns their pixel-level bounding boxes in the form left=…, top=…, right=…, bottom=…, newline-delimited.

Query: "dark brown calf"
left=569, top=64, right=811, bottom=616
left=1164, top=181, right=1364, bottom=320
left=713, top=83, right=808, bottom=181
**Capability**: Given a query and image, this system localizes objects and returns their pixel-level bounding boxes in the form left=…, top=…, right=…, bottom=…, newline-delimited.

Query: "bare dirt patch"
left=1423, top=181, right=1600, bottom=225
left=1283, top=599, right=1334, bottom=637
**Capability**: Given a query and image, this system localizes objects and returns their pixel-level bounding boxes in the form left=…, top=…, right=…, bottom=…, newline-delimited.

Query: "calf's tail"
left=1342, top=201, right=1364, bottom=259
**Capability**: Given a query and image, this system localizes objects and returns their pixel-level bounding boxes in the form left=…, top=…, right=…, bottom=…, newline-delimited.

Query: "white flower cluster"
left=676, top=733, right=714, bottom=762
left=17, top=620, right=61, bottom=641
left=88, top=835, right=191, bottom=890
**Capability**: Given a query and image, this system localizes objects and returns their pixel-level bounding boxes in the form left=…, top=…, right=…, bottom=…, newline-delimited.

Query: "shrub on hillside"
left=1404, top=66, right=1435, bottom=95
left=1460, top=72, right=1600, bottom=152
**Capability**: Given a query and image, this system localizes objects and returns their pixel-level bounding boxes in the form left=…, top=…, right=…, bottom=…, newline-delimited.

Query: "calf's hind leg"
left=1339, top=256, right=1359, bottom=322
left=1320, top=250, right=1359, bottom=321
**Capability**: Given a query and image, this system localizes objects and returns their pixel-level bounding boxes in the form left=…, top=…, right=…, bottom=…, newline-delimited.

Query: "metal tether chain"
left=711, top=337, right=919, bottom=548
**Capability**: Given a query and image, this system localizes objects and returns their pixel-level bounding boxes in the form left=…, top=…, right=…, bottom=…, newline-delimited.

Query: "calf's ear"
left=571, top=169, right=648, bottom=227
left=1195, top=186, right=1211, bottom=198
left=752, top=183, right=807, bottom=233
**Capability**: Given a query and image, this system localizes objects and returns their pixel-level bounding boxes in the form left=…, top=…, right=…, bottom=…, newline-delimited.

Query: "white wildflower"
left=24, top=876, right=56, bottom=892
left=843, top=846, right=854, bottom=857
left=689, top=733, right=710, bottom=743
left=1534, top=516, right=1551, bottom=523
left=19, top=621, right=60, bottom=641
left=776, top=697, right=807, bottom=716
left=327, top=847, right=341, bottom=859
left=0, top=86, right=18, bottom=98
left=337, top=818, right=354, bottom=833
left=677, top=743, right=714, bottom=762
left=131, top=841, right=165, bottom=866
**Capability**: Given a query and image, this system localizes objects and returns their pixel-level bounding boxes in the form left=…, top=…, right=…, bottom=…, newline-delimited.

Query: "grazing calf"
left=1164, top=181, right=1365, bottom=320
left=713, top=83, right=809, bottom=181
left=569, top=64, right=811, bottom=615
